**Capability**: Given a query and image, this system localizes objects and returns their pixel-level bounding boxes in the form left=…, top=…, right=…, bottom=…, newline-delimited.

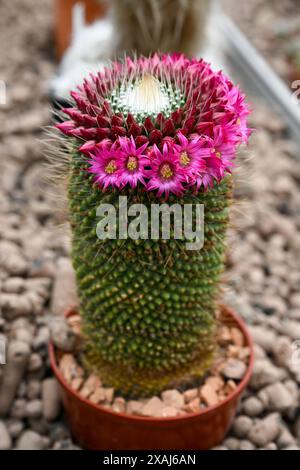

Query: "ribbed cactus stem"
left=69, top=153, right=231, bottom=395
left=57, top=54, right=251, bottom=397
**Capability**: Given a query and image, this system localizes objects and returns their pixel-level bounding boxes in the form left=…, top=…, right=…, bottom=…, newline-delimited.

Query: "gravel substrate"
left=223, top=0, right=300, bottom=86
left=52, top=309, right=250, bottom=418
left=0, top=0, right=299, bottom=450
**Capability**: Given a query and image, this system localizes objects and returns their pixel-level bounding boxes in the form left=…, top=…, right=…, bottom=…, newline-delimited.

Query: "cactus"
left=110, top=0, right=211, bottom=57
left=57, top=54, right=250, bottom=397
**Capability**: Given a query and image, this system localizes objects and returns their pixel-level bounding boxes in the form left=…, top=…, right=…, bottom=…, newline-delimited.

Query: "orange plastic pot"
left=55, top=0, right=107, bottom=59
left=49, top=304, right=253, bottom=450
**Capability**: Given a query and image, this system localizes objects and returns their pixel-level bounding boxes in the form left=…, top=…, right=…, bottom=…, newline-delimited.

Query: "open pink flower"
left=57, top=53, right=252, bottom=198
left=146, top=144, right=185, bottom=198
left=116, top=136, right=149, bottom=189
left=173, top=132, right=209, bottom=182
left=88, top=144, right=121, bottom=189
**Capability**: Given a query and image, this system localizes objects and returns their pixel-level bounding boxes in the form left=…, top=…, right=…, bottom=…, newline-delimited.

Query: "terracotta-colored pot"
left=55, top=0, right=107, bottom=59
left=49, top=304, right=253, bottom=450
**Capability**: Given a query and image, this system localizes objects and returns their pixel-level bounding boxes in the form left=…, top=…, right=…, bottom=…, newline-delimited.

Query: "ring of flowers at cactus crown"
left=57, top=54, right=252, bottom=198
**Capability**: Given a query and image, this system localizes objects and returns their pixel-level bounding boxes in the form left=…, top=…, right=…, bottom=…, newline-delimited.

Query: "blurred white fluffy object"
left=50, top=4, right=114, bottom=101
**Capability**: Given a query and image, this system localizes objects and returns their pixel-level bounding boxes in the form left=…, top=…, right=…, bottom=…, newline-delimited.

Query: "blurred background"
left=0, top=0, right=300, bottom=451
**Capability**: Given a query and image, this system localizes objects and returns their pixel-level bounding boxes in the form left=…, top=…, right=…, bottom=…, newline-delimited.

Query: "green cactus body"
left=57, top=55, right=250, bottom=397
left=69, top=154, right=231, bottom=396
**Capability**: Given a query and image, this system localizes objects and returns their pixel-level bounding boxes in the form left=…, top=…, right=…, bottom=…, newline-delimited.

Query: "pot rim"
left=49, top=303, right=254, bottom=423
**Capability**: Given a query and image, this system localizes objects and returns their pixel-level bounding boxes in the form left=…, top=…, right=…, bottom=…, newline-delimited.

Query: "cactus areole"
left=57, top=54, right=251, bottom=397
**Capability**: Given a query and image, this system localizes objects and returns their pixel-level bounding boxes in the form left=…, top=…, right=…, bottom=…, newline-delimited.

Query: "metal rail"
left=219, top=13, right=300, bottom=145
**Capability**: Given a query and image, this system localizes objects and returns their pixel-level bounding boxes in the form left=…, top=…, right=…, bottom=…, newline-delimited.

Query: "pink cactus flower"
left=146, top=144, right=185, bottom=198
left=57, top=53, right=251, bottom=198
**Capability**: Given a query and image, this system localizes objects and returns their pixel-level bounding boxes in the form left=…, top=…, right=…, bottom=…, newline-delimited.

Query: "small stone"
left=27, top=380, right=41, bottom=400
left=211, top=445, right=228, bottom=450
left=290, top=293, right=300, bottom=308
left=183, top=388, right=198, bottom=403
left=156, top=406, right=179, bottom=417
left=112, top=397, right=126, bottom=413
left=80, top=374, right=102, bottom=399
left=249, top=326, right=277, bottom=353
left=205, top=376, right=224, bottom=392
left=247, top=413, right=281, bottom=447
left=16, top=430, right=48, bottom=450
left=59, top=354, right=83, bottom=384
left=232, top=415, right=252, bottom=438
left=89, top=388, right=107, bottom=404
left=258, top=382, right=294, bottom=411
left=224, top=437, right=240, bottom=450
left=277, top=426, right=297, bottom=449
left=240, top=440, right=255, bottom=450
left=238, top=347, right=251, bottom=362
left=224, top=380, right=237, bottom=396
left=67, top=314, right=82, bottom=336
left=230, top=327, right=244, bottom=347
left=222, top=358, right=246, bottom=380
left=50, top=258, right=78, bottom=315
left=184, top=397, right=201, bottom=413
left=71, top=377, right=84, bottom=391
left=272, top=336, right=292, bottom=367
left=282, top=320, right=300, bottom=341
left=218, top=326, right=232, bottom=345
left=126, top=400, right=144, bottom=415
left=27, top=353, right=43, bottom=372
left=0, top=421, right=12, bottom=450
left=140, top=397, right=164, bottom=417
left=26, top=399, right=42, bottom=418
left=32, top=326, right=49, bottom=351
left=250, top=359, right=284, bottom=390
left=104, top=388, right=114, bottom=404
left=243, top=397, right=264, bottom=416
left=6, top=419, right=24, bottom=439
left=264, top=442, right=277, bottom=450
left=50, top=316, right=77, bottom=352
left=200, top=384, right=219, bottom=406
left=254, top=344, right=266, bottom=359
left=161, top=389, right=184, bottom=409
left=42, top=378, right=61, bottom=421
left=10, top=399, right=27, bottom=419
left=52, top=439, right=81, bottom=450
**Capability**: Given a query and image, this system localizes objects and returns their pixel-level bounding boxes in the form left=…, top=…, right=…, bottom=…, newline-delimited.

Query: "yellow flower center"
left=105, top=160, right=117, bottom=174
left=180, top=151, right=191, bottom=167
left=126, top=156, right=138, bottom=171
left=160, top=163, right=173, bottom=180
left=216, top=151, right=222, bottom=158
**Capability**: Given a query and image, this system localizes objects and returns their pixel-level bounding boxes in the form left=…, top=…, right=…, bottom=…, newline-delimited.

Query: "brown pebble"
left=218, top=326, right=232, bottom=345
left=104, top=388, right=114, bottom=404
left=80, top=374, right=102, bottom=399
left=71, top=377, right=84, bottom=392
left=184, top=397, right=201, bottom=413
left=59, top=354, right=83, bottom=384
left=205, top=376, right=224, bottom=392
left=126, top=400, right=144, bottom=415
left=112, top=397, right=126, bottom=413
left=183, top=388, right=198, bottom=403
left=230, top=327, right=244, bottom=347
left=200, top=384, right=219, bottom=407
left=224, top=380, right=237, bottom=395
left=156, top=406, right=179, bottom=417
left=161, top=389, right=184, bottom=409
left=89, top=388, right=106, bottom=404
